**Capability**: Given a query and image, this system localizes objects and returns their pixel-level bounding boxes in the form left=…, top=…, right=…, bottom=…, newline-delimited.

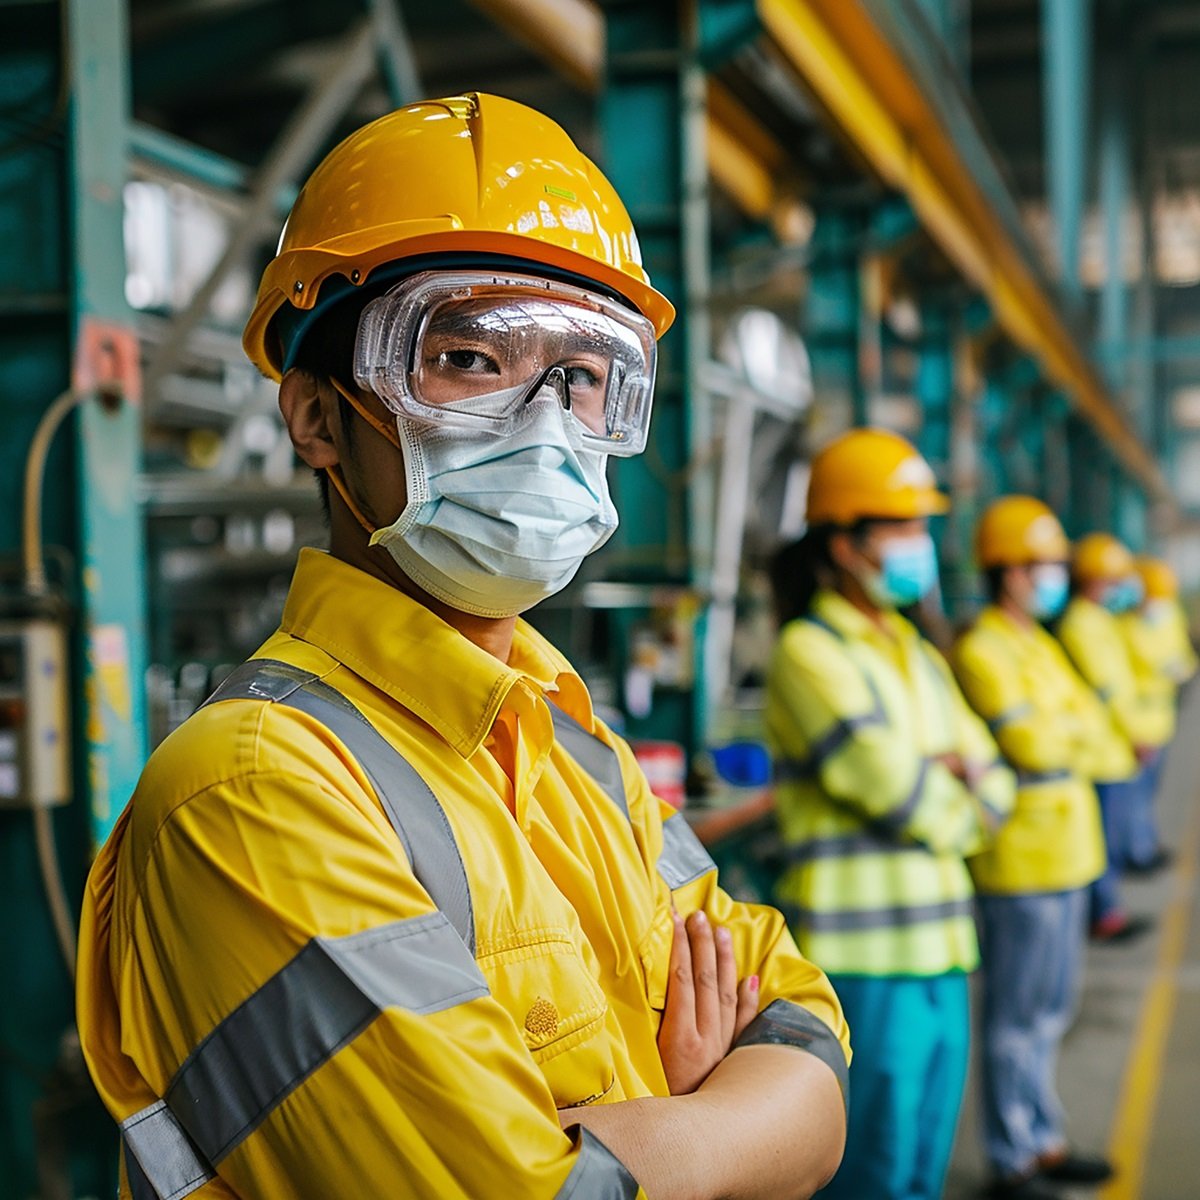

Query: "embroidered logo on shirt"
left=524, top=997, right=560, bottom=1039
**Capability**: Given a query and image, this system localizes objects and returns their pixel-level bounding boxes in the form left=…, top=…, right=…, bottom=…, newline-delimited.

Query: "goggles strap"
left=325, top=464, right=376, bottom=537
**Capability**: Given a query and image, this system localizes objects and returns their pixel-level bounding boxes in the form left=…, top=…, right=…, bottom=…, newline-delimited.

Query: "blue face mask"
left=1029, top=564, right=1069, bottom=620
left=1101, top=578, right=1142, bottom=615
left=861, top=533, right=939, bottom=609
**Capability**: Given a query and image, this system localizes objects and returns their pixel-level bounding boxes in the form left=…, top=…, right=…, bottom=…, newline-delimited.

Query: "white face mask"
left=366, top=383, right=619, bottom=618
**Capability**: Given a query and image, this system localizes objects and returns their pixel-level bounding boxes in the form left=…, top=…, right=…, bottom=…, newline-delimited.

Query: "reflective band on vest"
left=986, top=703, right=1033, bottom=734
left=873, top=757, right=931, bottom=833
left=549, top=705, right=629, bottom=819
left=782, top=831, right=925, bottom=864
left=773, top=676, right=889, bottom=782
left=733, top=998, right=849, bottom=1112
left=1016, top=767, right=1075, bottom=787
left=785, top=896, right=974, bottom=933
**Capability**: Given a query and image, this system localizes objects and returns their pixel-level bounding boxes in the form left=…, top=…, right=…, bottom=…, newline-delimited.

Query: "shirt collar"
left=279, top=549, right=592, bottom=757
left=813, top=588, right=912, bottom=646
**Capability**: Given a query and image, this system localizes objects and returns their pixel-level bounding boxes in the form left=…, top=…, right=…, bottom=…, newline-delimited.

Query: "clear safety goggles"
left=353, top=270, right=657, bottom=456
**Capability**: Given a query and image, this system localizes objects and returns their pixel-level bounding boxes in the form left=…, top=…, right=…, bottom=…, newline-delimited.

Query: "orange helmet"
left=806, top=428, right=948, bottom=526
left=1072, top=532, right=1135, bottom=583
left=975, top=496, right=1070, bottom=568
left=1135, top=557, right=1179, bottom=600
left=243, top=93, right=675, bottom=380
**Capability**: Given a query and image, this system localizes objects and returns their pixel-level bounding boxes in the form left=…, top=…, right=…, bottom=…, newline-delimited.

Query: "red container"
left=631, top=740, right=687, bottom=810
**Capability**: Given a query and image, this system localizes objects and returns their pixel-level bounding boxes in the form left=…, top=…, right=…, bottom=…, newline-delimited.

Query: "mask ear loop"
left=324, top=378, right=404, bottom=536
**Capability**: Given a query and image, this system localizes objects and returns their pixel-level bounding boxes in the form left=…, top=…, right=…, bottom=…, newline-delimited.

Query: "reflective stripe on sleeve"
left=782, top=831, right=926, bottom=864
left=557, top=1127, right=640, bottom=1199
left=986, top=703, right=1033, bottom=734
left=774, top=677, right=889, bottom=782
left=124, top=912, right=488, bottom=1194
left=785, top=896, right=974, bottom=933
left=657, top=813, right=717, bottom=890
left=873, top=757, right=931, bottom=833
left=733, top=998, right=849, bottom=1112
left=550, top=705, right=629, bottom=819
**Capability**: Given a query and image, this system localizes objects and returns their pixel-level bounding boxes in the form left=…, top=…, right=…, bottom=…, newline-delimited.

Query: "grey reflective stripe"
left=124, top=913, right=487, bottom=1192
left=204, top=660, right=475, bottom=952
left=122, top=1103, right=212, bottom=1200
left=782, top=831, right=926, bottom=864
left=789, top=896, right=974, bottom=933
left=1096, top=684, right=1114, bottom=703
left=657, top=813, right=717, bottom=890
left=774, top=683, right=889, bottom=783
left=874, top=757, right=931, bottom=833
left=550, top=705, right=628, bottom=819
left=1017, top=767, right=1074, bottom=787
left=557, top=1127, right=640, bottom=1199
left=987, top=703, right=1034, bottom=734
left=733, top=999, right=849, bottom=1113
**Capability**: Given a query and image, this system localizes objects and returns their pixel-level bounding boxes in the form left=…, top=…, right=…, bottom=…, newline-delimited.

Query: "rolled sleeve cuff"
left=732, top=998, right=850, bottom=1114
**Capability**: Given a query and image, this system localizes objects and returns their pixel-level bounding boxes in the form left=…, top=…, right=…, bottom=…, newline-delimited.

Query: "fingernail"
left=716, top=925, right=731, bottom=944
left=693, top=910, right=708, bottom=925
left=750, top=974, right=760, bottom=991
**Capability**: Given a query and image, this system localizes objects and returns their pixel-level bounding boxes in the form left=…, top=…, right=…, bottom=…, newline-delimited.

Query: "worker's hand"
left=935, top=752, right=968, bottom=782
left=1134, top=744, right=1158, bottom=768
left=656, top=909, right=759, bottom=1094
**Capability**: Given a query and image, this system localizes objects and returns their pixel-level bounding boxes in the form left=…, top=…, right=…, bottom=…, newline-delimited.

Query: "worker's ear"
left=279, top=368, right=340, bottom=470
left=827, top=529, right=862, bottom=575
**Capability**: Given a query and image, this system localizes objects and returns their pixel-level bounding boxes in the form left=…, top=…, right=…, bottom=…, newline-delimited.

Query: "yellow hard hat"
left=1135, top=556, right=1179, bottom=599
left=243, top=93, right=675, bottom=380
left=975, top=496, right=1070, bottom=567
left=1072, top=532, right=1135, bottom=582
left=806, top=428, right=949, bottom=526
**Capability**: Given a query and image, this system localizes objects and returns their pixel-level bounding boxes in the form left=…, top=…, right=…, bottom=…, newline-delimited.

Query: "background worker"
left=1057, top=533, right=1159, bottom=941
left=76, top=95, right=850, bottom=1200
left=765, top=428, right=1015, bottom=1200
left=1118, top=556, right=1199, bottom=873
left=953, top=497, right=1115, bottom=1200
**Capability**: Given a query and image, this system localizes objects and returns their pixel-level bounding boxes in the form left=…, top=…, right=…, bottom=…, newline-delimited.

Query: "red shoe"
left=1089, top=911, right=1153, bottom=943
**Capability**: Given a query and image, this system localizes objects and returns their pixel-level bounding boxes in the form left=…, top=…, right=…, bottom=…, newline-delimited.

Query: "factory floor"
left=945, top=686, right=1200, bottom=1200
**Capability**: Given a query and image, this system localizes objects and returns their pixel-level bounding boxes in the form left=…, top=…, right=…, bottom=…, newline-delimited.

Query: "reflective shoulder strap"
left=203, top=659, right=475, bottom=953
left=549, top=704, right=628, bottom=819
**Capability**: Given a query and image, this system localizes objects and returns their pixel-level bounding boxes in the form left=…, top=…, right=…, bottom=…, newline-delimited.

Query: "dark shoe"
left=985, top=1172, right=1064, bottom=1199
left=1126, top=848, right=1173, bottom=876
left=1090, top=912, right=1154, bottom=943
left=1038, top=1151, right=1115, bottom=1185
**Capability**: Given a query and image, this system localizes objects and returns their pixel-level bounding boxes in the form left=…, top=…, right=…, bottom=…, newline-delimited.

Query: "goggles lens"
left=355, top=271, right=657, bottom=455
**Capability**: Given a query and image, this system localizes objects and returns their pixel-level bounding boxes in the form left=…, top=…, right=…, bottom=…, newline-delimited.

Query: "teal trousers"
left=819, top=972, right=970, bottom=1200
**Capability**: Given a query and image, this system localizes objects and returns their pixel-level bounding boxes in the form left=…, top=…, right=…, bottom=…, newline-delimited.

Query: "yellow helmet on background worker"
left=1135, top=557, right=1179, bottom=600
left=1072, top=532, right=1136, bottom=583
left=806, top=428, right=949, bottom=526
left=243, top=92, right=676, bottom=380
left=975, top=496, right=1070, bottom=567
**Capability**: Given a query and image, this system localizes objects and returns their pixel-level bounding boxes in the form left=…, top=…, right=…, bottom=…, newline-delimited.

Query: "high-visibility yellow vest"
left=1058, top=596, right=1172, bottom=751
left=1119, top=602, right=1197, bottom=745
left=764, top=590, right=1015, bottom=977
left=77, top=550, right=849, bottom=1199
left=953, top=606, right=1106, bottom=894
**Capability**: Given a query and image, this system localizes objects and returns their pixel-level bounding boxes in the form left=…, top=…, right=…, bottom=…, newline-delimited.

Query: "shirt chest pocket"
left=479, top=931, right=617, bottom=1108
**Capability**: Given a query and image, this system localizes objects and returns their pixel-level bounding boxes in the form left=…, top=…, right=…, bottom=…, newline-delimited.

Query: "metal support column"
left=806, top=209, right=866, bottom=433
left=1042, top=0, right=1091, bottom=304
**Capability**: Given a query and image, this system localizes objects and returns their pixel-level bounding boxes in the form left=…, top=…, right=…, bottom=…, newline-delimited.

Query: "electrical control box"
left=0, top=619, right=70, bottom=808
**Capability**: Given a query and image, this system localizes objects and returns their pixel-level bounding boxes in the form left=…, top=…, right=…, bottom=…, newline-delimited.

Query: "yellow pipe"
left=759, top=0, right=1172, bottom=503
left=465, top=0, right=788, bottom=224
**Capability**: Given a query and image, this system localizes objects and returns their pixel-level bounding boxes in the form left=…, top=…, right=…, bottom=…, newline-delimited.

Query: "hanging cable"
left=22, top=387, right=87, bottom=981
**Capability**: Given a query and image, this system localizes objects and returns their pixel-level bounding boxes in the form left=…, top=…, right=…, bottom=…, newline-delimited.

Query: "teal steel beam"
left=598, top=2, right=698, bottom=749
left=806, top=208, right=866, bottom=428
left=1042, top=0, right=1091, bottom=304
left=68, top=0, right=150, bottom=848
left=1097, top=36, right=1129, bottom=384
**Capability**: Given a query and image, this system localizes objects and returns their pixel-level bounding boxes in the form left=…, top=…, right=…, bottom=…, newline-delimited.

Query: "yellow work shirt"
left=77, top=548, right=848, bottom=1199
left=953, top=606, right=1106, bottom=894
left=1058, top=596, right=1170, bottom=752
left=765, top=590, right=1015, bottom=977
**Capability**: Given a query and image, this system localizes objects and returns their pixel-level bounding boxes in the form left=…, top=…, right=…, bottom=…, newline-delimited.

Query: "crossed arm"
left=562, top=910, right=848, bottom=1200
